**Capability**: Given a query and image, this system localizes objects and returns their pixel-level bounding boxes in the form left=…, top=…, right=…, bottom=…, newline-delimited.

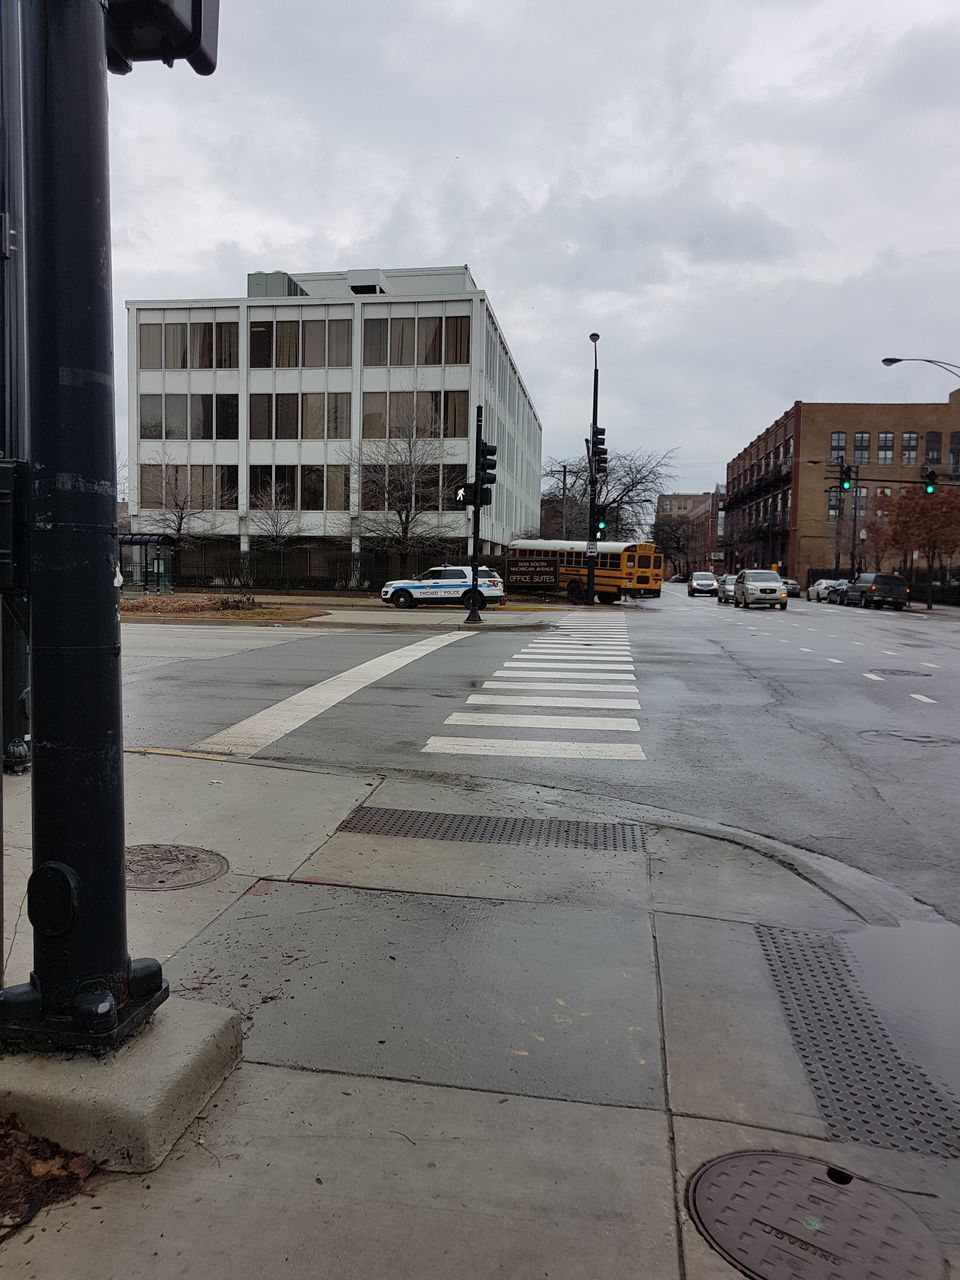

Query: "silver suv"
left=716, top=574, right=738, bottom=604
left=733, top=570, right=788, bottom=610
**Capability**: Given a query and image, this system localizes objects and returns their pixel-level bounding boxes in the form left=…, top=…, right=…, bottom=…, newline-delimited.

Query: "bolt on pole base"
left=0, top=964, right=169, bottom=1054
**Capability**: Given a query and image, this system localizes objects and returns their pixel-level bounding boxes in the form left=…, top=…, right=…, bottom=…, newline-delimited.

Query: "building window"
left=390, top=317, right=414, bottom=366
left=443, top=390, right=468, bottom=439
left=327, top=391, right=351, bottom=439
left=139, top=393, right=162, bottom=440
left=901, top=432, right=918, bottom=465
left=215, top=393, right=239, bottom=440
left=302, top=392, right=325, bottom=440
left=216, top=465, right=238, bottom=509
left=249, top=320, right=273, bottom=368
left=661, top=499, right=672, bottom=513
left=442, top=463, right=467, bottom=509
left=139, top=323, right=162, bottom=370
left=249, top=393, right=273, bottom=440
left=362, top=392, right=387, bottom=438
left=275, top=393, right=299, bottom=440
left=950, top=431, right=960, bottom=475
left=444, top=315, right=470, bottom=364
left=302, top=319, right=325, bottom=367
left=327, top=318, right=352, bottom=367
left=301, top=466, right=324, bottom=510
left=190, top=464, right=214, bottom=510
left=925, top=430, right=942, bottom=464
left=165, top=393, right=188, bottom=440
left=362, top=318, right=388, bottom=366
left=361, top=464, right=386, bottom=510
left=249, top=465, right=272, bottom=504
left=829, top=432, right=846, bottom=463
left=274, top=464, right=297, bottom=507
left=877, top=432, right=893, bottom=465
left=417, top=316, right=441, bottom=365
left=216, top=321, right=239, bottom=368
left=418, top=465, right=440, bottom=511
left=164, top=463, right=188, bottom=510
left=417, top=390, right=441, bottom=436
left=875, top=486, right=892, bottom=517
left=164, top=323, right=188, bottom=370
left=190, top=322, right=213, bottom=369
left=326, top=464, right=350, bottom=511
left=139, top=464, right=162, bottom=508
left=854, top=432, right=869, bottom=465
left=276, top=320, right=300, bottom=368
left=389, top=391, right=414, bottom=436
left=827, top=486, right=839, bottom=520
left=190, top=394, right=213, bottom=440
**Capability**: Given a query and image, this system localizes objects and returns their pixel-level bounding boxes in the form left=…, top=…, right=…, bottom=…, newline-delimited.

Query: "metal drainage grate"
left=126, top=844, right=229, bottom=891
left=337, top=806, right=646, bottom=853
left=758, top=926, right=960, bottom=1158
left=688, top=1150, right=946, bottom=1280
left=858, top=730, right=959, bottom=749
left=870, top=669, right=932, bottom=678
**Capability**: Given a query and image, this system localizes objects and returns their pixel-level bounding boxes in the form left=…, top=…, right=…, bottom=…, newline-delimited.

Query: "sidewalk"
left=3, top=756, right=959, bottom=1277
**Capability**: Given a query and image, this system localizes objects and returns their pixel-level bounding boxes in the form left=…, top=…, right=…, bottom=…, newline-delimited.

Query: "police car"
left=381, top=565, right=505, bottom=609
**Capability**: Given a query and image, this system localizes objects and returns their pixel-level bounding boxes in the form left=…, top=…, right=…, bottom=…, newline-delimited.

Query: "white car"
left=807, top=578, right=841, bottom=602
left=687, top=572, right=719, bottom=597
left=733, top=570, right=788, bottom=610
left=381, top=565, right=504, bottom=610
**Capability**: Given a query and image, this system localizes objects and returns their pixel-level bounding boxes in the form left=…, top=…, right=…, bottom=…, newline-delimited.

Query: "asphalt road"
left=121, top=589, right=960, bottom=921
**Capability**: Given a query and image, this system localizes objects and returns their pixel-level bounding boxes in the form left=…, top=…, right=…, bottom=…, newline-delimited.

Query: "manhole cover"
left=125, top=844, right=229, bottom=890
left=859, top=729, right=959, bottom=749
left=870, top=669, right=932, bottom=678
left=687, top=1151, right=946, bottom=1279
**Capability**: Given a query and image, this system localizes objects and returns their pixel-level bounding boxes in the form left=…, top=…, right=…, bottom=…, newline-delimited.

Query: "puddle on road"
left=845, top=919, right=960, bottom=1100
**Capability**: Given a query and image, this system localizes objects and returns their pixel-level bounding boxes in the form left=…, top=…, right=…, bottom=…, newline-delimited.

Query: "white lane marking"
left=445, top=711, right=641, bottom=732
left=193, top=632, right=470, bottom=757
left=826, top=658, right=844, bottom=664
left=469, top=693, right=641, bottom=709
left=423, top=736, right=647, bottom=760
left=881, top=650, right=898, bottom=656
left=851, top=641, right=865, bottom=646
left=799, top=647, right=813, bottom=653
left=483, top=680, right=640, bottom=693
left=526, top=643, right=632, bottom=651
left=504, top=661, right=635, bottom=671
left=777, top=639, right=790, bottom=644
left=493, top=669, right=636, bottom=681
left=922, top=663, right=940, bottom=669
left=863, top=673, right=885, bottom=682
left=806, top=628, right=818, bottom=632
left=910, top=694, right=937, bottom=704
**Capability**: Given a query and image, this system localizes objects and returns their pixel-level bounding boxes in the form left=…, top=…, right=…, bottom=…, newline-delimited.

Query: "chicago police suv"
left=381, top=565, right=505, bottom=609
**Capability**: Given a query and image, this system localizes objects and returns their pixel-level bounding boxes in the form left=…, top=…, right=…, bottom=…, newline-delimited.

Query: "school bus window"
left=627, top=555, right=635, bottom=567
left=638, top=554, right=651, bottom=568
left=653, top=556, right=662, bottom=569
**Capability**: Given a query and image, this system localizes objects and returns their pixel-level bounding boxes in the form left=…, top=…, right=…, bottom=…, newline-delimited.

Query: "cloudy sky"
left=108, top=0, right=960, bottom=492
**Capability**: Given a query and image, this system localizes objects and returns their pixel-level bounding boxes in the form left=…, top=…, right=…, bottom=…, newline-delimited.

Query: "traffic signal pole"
left=466, top=408, right=484, bottom=625
left=585, top=340, right=600, bottom=606
left=0, top=0, right=166, bottom=1048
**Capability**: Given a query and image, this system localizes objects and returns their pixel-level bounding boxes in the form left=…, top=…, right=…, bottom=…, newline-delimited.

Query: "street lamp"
left=585, top=333, right=601, bottom=607
left=881, top=356, right=960, bottom=380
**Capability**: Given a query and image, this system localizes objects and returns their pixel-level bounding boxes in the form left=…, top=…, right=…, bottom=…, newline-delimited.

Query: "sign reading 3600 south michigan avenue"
left=506, top=558, right=559, bottom=589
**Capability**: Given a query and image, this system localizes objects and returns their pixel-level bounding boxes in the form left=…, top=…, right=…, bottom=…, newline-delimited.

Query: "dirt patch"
left=0, top=1114, right=97, bottom=1242
left=121, top=594, right=323, bottom=625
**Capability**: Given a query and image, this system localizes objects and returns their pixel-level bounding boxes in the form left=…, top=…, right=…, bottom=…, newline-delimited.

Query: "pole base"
left=0, top=971, right=169, bottom=1054
left=464, top=608, right=484, bottom=624
left=3, top=737, right=31, bottom=774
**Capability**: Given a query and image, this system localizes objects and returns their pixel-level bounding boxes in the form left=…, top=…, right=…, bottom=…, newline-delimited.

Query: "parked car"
left=687, top=572, right=719, bottom=597
left=807, top=578, right=842, bottom=602
left=733, top=570, right=788, bottom=610
left=381, top=565, right=504, bottom=609
left=825, top=581, right=847, bottom=604
left=670, top=573, right=689, bottom=583
left=782, top=578, right=801, bottom=598
left=716, top=574, right=738, bottom=605
left=839, top=573, right=909, bottom=610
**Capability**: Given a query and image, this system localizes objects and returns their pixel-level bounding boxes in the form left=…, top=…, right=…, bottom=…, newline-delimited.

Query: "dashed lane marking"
left=863, top=673, right=884, bottom=682
left=799, top=648, right=813, bottom=653
left=922, top=663, right=940, bottom=669
left=827, top=658, right=844, bottom=664
left=910, top=694, right=937, bottom=704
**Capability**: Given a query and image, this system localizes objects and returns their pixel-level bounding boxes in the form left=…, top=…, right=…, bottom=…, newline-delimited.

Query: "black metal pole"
left=585, top=342, right=599, bottom=606
left=849, top=466, right=861, bottom=578
left=465, top=405, right=483, bottom=624
left=0, top=0, right=166, bottom=1049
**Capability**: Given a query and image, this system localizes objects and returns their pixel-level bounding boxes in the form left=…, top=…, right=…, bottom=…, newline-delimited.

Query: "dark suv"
left=840, top=573, right=909, bottom=610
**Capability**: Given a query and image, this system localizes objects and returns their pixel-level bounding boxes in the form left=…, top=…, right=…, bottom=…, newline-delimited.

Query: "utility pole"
left=849, top=467, right=862, bottom=577
left=464, top=406, right=496, bottom=625
left=0, top=0, right=218, bottom=1050
left=560, top=464, right=567, bottom=538
left=585, top=332, right=602, bottom=606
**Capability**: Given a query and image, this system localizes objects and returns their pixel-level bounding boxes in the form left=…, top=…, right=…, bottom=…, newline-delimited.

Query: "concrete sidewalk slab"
left=169, top=880, right=664, bottom=1107
left=292, top=828, right=650, bottom=910
left=1, top=1062, right=680, bottom=1280
left=0, top=998, right=240, bottom=1173
left=304, top=606, right=551, bottom=630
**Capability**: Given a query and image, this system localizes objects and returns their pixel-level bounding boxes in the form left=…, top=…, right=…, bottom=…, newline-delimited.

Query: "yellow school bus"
left=507, top=540, right=664, bottom=603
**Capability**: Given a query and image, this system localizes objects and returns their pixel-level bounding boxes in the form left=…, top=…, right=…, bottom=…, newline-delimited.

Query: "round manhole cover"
left=687, top=1151, right=945, bottom=1279
left=125, top=844, right=229, bottom=891
left=859, top=729, right=959, bottom=749
left=870, top=669, right=932, bottom=678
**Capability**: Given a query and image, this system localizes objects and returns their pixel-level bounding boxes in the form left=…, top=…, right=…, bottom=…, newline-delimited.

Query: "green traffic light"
left=841, top=479, right=851, bottom=491
left=925, top=482, right=936, bottom=494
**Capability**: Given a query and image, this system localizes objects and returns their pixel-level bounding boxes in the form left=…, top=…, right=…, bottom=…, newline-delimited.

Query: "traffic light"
left=451, top=482, right=471, bottom=510
left=477, top=439, right=497, bottom=507
left=595, top=505, right=608, bottom=538
left=591, top=425, right=608, bottom=476
left=923, top=468, right=937, bottom=495
left=840, top=465, right=853, bottom=491
left=107, top=0, right=220, bottom=76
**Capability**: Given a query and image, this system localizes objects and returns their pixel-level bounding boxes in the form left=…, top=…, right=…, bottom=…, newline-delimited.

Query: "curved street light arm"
left=881, top=357, right=960, bottom=380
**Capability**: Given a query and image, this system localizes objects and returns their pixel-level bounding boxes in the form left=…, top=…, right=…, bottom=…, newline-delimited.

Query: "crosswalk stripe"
left=493, top=669, right=636, bottom=681
left=468, top=693, right=642, bottom=709
left=482, top=681, right=640, bottom=693
left=445, top=711, right=641, bottom=731
left=504, top=662, right=635, bottom=671
left=423, top=736, right=647, bottom=760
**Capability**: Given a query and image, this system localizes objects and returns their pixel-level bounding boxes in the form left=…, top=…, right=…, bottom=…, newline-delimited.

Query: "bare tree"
left=650, top=513, right=693, bottom=574
left=890, top=487, right=960, bottom=609
left=541, top=447, right=676, bottom=541
left=249, top=482, right=303, bottom=579
left=860, top=494, right=898, bottom=572
left=356, top=385, right=453, bottom=574
left=139, top=450, right=235, bottom=550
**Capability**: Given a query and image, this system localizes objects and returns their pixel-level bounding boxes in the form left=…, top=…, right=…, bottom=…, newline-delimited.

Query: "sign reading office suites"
left=506, top=558, right=560, bottom=589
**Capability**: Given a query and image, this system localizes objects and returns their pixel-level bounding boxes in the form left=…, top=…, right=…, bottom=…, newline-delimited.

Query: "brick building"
left=655, top=491, right=723, bottom=570
left=722, top=394, right=960, bottom=583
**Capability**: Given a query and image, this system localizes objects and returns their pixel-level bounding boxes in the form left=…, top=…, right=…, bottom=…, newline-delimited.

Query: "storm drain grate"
left=337, top=806, right=646, bottom=853
left=758, top=926, right=960, bottom=1158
